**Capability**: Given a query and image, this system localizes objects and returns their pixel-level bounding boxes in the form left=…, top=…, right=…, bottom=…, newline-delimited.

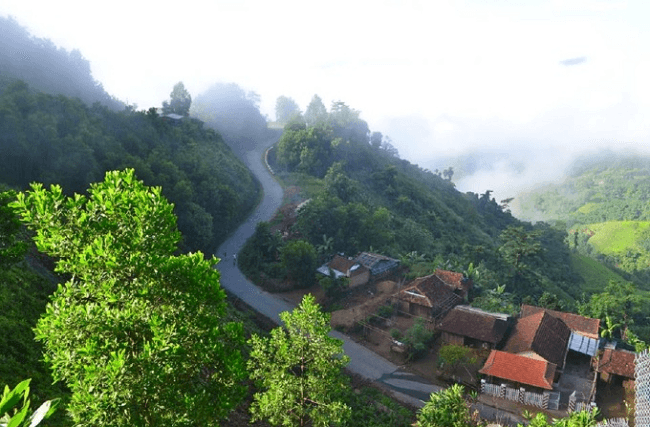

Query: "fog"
left=2, top=0, right=649, bottom=206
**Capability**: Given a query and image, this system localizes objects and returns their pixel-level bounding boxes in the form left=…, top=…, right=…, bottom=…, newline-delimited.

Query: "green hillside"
left=517, top=153, right=650, bottom=283
left=569, top=252, right=631, bottom=294
left=242, top=105, right=584, bottom=307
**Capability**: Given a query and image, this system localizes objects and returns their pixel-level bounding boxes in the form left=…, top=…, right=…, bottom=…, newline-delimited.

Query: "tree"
left=0, top=379, right=60, bottom=427
left=442, top=167, right=454, bottom=181
left=499, top=225, right=543, bottom=289
left=578, top=281, right=640, bottom=341
left=281, top=240, right=317, bottom=287
left=520, top=408, right=599, bottom=427
left=470, top=284, right=518, bottom=316
left=403, top=317, right=434, bottom=361
left=11, top=169, right=246, bottom=426
left=438, top=345, right=476, bottom=375
left=247, top=294, right=351, bottom=427
left=162, top=81, right=191, bottom=116
left=275, top=95, right=301, bottom=124
left=304, top=94, right=328, bottom=126
left=416, top=384, right=479, bottom=427
left=0, top=190, right=27, bottom=266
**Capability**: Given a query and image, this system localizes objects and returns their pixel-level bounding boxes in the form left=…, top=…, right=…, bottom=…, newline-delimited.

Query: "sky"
left=2, top=0, right=649, bottom=203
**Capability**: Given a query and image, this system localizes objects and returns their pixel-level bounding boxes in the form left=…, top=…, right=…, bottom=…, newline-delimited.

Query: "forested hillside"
left=243, top=97, right=582, bottom=306
left=0, top=79, right=259, bottom=253
left=0, top=16, right=123, bottom=110
left=516, top=153, right=650, bottom=284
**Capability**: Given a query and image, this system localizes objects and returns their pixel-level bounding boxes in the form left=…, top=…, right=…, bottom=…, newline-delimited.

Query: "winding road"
left=215, top=134, right=524, bottom=424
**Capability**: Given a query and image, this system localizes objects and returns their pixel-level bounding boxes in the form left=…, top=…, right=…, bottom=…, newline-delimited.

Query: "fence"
left=480, top=380, right=592, bottom=412
left=480, top=380, right=548, bottom=409
left=595, top=418, right=629, bottom=427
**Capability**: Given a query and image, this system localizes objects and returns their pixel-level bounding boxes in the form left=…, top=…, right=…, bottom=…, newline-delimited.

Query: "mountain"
left=0, top=16, right=123, bottom=110
left=243, top=108, right=583, bottom=306
left=515, top=151, right=650, bottom=286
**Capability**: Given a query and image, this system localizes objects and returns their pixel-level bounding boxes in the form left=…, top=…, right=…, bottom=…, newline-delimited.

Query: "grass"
left=569, top=252, right=631, bottom=295
left=585, top=221, right=650, bottom=255
left=577, top=202, right=601, bottom=214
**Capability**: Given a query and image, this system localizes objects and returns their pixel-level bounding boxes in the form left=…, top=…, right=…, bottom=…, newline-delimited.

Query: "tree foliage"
left=11, top=169, right=246, bottom=426
left=162, top=81, right=191, bottom=116
left=0, top=379, right=60, bottom=427
left=520, top=409, right=599, bottom=427
left=0, top=78, right=258, bottom=253
left=578, top=281, right=641, bottom=341
left=281, top=239, right=317, bottom=288
left=275, top=95, right=301, bottom=124
left=191, top=82, right=268, bottom=151
left=304, top=94, right=327, bottom=126
left=247, top=294, right=350, bottom=427
left=416, top=384, right=479, bottom=427
left=0, top=16, right=123, bottom=110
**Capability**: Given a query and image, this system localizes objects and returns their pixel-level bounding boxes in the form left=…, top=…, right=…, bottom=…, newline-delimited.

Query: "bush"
left=403, top=318, right=434, bottom=361
left=390, top=328, right=402, bottom=340
left=377, top=305, right=394, bottom=318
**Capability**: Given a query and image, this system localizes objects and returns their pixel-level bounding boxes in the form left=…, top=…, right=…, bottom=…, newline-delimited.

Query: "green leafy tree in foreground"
left=247, top=294, right=351, bottom=427
left=416, top=384, right=480, bottom=427
left=521, top=408, right=599, bottom=427
left=0, top=190, right=27, bottom=266
left=0, top=379, right=59, bottom=427
left=11, top=169, right=246, bottom=426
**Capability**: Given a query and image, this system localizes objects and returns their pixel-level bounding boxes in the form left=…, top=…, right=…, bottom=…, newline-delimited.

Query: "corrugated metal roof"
left=568, top=332, right=599, bottom=357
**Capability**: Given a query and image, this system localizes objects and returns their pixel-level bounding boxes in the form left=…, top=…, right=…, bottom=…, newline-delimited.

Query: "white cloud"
left=2, top=0, right=650, bottom=201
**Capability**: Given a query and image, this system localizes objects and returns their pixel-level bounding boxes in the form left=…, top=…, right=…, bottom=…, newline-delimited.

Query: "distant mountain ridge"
left=0, top=15, right=123, bottom=110
left=515, top=151, right=650, bottom=285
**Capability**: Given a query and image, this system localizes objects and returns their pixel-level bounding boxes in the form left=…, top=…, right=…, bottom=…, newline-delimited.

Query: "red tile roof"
left=479, top=350, right=556, bottom=390
left=598, top=348, right=636, bottom=379
left=437, top=306, right=510, bottom=345
left=502, top=311, right=571, bottom=368
left=520, top=305, right=600, bottom=339
left=328, top=255, right=357, bottom=275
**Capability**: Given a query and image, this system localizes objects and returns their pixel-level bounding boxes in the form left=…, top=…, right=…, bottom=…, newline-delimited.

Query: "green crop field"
left=585, top=221, right=650, bottom=255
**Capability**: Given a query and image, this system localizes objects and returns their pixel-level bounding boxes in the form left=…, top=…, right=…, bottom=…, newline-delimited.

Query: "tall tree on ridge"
left=163, top=81, right=192, bottom=116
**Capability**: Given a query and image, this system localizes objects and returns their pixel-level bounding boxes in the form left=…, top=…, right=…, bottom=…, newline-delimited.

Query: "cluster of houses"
left=318, top=253, right=637, bottom=413
left=395, top=271, right=636, bottom=412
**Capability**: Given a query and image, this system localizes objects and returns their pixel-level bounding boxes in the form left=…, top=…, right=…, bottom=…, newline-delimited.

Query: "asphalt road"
left=214, top=135, right=525, bottom=424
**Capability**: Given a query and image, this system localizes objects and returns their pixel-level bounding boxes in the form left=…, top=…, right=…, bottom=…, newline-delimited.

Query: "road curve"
left=214, top=135, right=524, bottom=423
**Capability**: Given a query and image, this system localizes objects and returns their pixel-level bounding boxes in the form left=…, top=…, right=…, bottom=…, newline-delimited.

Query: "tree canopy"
left=247, top=294, right=350, bottom=427
left=162, top=81, right=191, bottom=116
left=304, top=94, right=328, bottom=126
left=11, top=169, right=246, bottom=426
left=275, top=95, right=301, bottom=124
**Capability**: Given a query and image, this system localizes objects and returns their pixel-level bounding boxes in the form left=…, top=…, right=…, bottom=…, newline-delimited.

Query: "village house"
left=597, top=345, right=636, bottom=387
left=437, top=305, right=512, bottom=350
left=501, top=310, right=572, bottom=371
left=353, top=252, right=399, bottom=278
left=316, top=254, right=370, bottom=288
left=392, top=271, right=469, bottom=319
left=520, top=305, right=600, bottom=359
left=434, top=269, right=473, bottom=300
left=478, top=305, right=601, bottom=412
left=480, top=349, right=557, bottom=392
